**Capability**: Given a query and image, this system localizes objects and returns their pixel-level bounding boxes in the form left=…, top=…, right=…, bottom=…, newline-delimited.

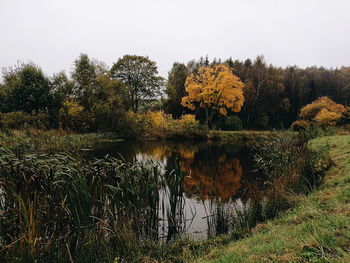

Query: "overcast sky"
left=1, top=0, right=350, bottom=78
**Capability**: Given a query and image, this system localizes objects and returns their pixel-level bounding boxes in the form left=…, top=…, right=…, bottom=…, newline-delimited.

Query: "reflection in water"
left=87, top=140, right=261, bottom=240
left=182, top=156, right=242, bottom=200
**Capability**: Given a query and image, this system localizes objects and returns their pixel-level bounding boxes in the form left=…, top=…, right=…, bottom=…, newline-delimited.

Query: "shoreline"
left=195, top=135, right=350, bottom=263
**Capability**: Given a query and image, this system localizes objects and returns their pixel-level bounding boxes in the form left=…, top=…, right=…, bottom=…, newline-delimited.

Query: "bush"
left=291, top=120, right=310, bottom=131
left=123, top=110, right=171, bottom=138
left=315, top=108, right=342, bottom=127
left=223, top=116, right=243, bottom=131
left=149, top=110, right=173, bottom=131
left=178, top=114, right=199, bottom=131
left=0, top=111, right=49, bottom=129
left=122, top=111, right=202, bottom=138
left=59, top=100, right=92, bottom=132
left=92, top=102, right=127, bottom=134
left=299, top=96, right=345, bottom=124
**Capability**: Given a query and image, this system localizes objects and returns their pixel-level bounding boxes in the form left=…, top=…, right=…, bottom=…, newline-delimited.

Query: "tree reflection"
left=88, top=140, right=256, bottom=239
left=135, top=142, right=244, bottom=201
left=181, top=156, right=243, bottom=201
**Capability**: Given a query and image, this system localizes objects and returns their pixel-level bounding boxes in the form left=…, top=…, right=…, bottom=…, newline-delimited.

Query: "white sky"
left=1, top=0, right=350, bottom=78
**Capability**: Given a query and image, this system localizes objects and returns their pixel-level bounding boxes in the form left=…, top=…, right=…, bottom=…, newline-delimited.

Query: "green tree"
left=165, top=62, right=189, bottom=118
left=110, top=55, right=163, bottom=112
left=92, top=73, right=127, bottom=132
left=0, top=63, right=51, bottom=114
left=71, top=54, right=98, bottom=111
left=49, top=71, right=75, bottom=127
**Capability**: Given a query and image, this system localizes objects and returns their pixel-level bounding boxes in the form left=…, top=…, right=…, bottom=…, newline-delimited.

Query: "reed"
left=0, top=149, right=163, bottom=262
left=0, top=131, right=332, bottom=263
left=226, top=133, right=332, bottom=237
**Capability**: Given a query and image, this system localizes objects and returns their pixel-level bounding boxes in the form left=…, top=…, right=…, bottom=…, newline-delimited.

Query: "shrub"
left=1, top=111, right=33, bottom=129
left=252, top=112, right=269, bottom=129
left=0, top=111, right=49, bottom=129
left=315, top=108, right=342, bottom=127
left=92, top=102, right=128, bottom=134
left=299, top=96, right=345, bottom=123
left=59, top=100, right=92, bottom=132
left=123, top=111, right=177, bottom=138
left=149, top=110, right=172, bottom=131
left=291, top=120, right=310, bottom=131
left=178, top=114, right=199, bottom=131
left=292, top=97, right=347, bottom=130
left=119, top=111, right=200, bottom=138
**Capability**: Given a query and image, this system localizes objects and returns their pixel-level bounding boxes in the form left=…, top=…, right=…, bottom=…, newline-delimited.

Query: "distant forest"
left=1, top=54, right=349, bottom=132
left=168, top=55, right=350, bottom=129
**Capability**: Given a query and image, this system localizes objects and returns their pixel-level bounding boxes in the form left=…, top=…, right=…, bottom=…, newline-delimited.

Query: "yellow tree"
left=181, top=64, right=244, bottom=127
left=291, top=96, right=346, bottom=129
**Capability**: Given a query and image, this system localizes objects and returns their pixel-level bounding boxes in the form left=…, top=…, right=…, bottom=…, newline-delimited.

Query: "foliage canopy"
left=111, top=55, right=164, bottom=112
left=181, top=64, right=244, bottom=127
left=292, top=96, right=347, bottom=128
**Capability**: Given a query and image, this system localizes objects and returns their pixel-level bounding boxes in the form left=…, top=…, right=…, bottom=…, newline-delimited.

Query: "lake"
left=85, top=139, right=263, bottom=240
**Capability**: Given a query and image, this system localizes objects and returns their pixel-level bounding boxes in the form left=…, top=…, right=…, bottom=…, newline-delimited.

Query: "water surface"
left=86, top=140, right=262, bottom=240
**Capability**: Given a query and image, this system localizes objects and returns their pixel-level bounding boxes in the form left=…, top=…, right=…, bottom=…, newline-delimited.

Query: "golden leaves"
left=181, top=64, right=245, bottom=115
left=299, top=96, right=346, bottom=121
left=61, top=100, right=84, bottom=117
left=292, top=96, right=347, bottom=129
left=315, top=108, right=342, bottom=126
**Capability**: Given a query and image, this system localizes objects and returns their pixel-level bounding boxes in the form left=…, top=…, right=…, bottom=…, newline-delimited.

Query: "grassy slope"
left=196, top=135, right=350, bottom=263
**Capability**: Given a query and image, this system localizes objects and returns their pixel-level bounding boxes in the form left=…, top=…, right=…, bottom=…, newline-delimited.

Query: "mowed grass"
left=195, top=135, right=350, bottom=263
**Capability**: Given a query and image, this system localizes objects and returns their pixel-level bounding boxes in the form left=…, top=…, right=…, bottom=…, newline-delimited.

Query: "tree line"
left=166, top=56, right=350, bottom=129
left=0, top=54, right=349, bottom=133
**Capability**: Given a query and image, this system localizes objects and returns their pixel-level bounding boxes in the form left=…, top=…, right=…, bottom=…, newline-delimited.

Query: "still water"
left=86, top=140, right=263, bottom=240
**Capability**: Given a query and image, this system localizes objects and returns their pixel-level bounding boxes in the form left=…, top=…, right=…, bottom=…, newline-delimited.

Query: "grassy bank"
left=196, top=135, right=350, bottom=263
left=169, top=130, right=295, bottom=142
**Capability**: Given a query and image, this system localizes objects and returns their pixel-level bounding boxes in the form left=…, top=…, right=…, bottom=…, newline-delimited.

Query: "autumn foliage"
left=292, top=96, right=347, bottom=129
left=59, top=100, right=87, bottom=131
left=181, top=64, right=244, bottom=127
left=125, top=110, right=200, bottom=138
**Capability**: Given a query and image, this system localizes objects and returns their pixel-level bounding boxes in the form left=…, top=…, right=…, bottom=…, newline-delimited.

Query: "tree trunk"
left=247, top=78, right=261, bottom=126
left=205, top=108, right=214, bottom=129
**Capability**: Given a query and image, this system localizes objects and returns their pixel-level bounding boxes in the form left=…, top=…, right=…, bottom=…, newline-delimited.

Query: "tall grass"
left=161, top=161, right=188, bottom=241
left=0, top=149, right=164, bottom=262
left=225, top=133, right=332, bottom=238
left=0, top=131, right=332, bottom=262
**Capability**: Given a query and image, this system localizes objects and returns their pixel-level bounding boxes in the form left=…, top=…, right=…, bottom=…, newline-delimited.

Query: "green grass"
left=167, top=129, right=296, bottom=143
left=206, top=130, right=296, bottom=142
left=195, top=135, right=350, bottom=263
